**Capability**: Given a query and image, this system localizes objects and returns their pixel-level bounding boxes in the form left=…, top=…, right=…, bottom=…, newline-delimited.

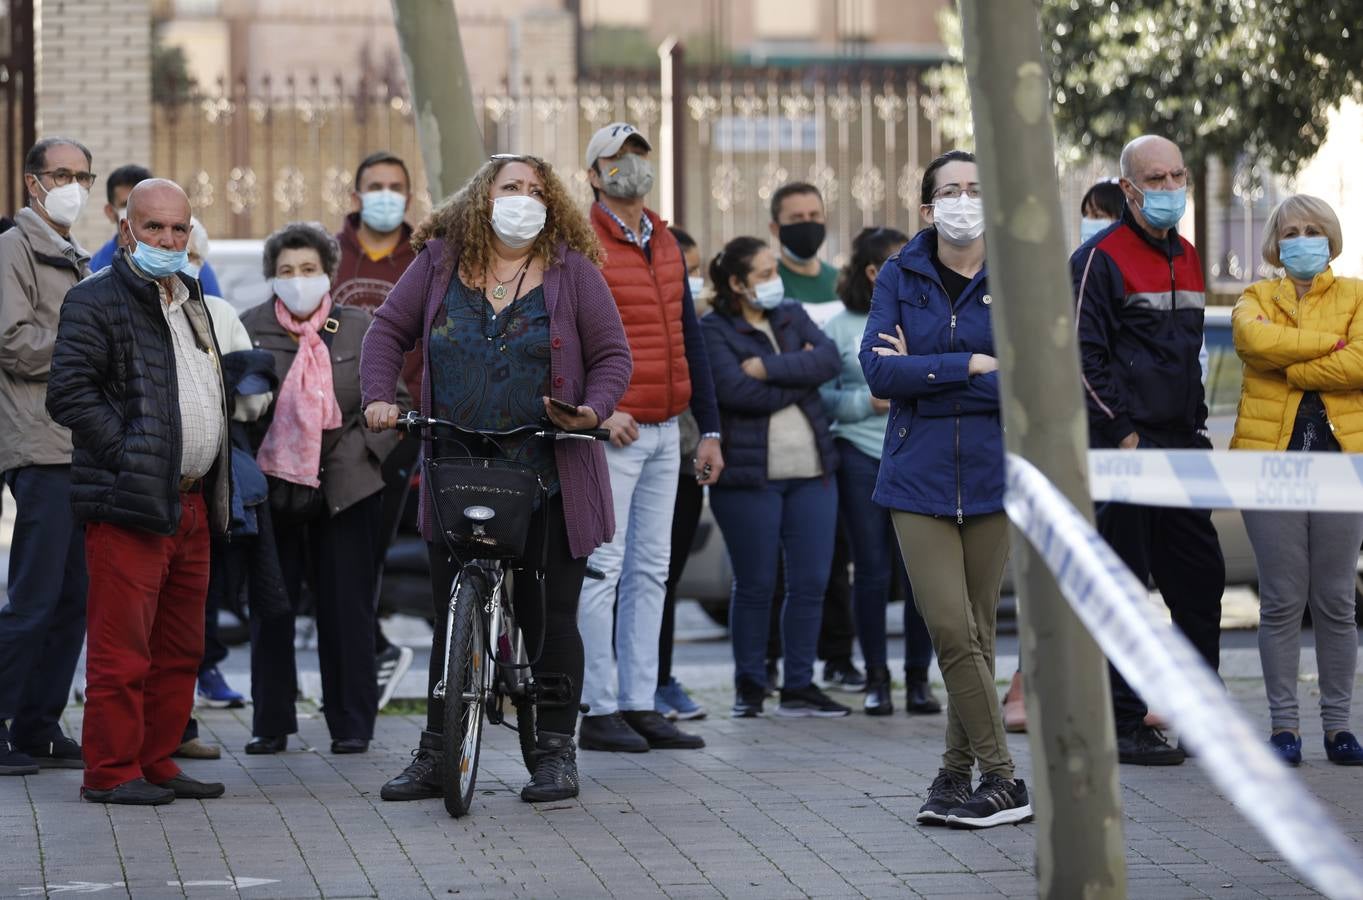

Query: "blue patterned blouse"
left=428, top=277, right=558, bottom=495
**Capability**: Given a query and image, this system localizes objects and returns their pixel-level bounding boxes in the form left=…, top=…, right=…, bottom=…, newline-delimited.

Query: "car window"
left=1204, top=314, right=1241, bottom=417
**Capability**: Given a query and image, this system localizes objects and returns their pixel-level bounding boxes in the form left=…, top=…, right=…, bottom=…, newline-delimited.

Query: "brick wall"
left=35, top=0, right=153, bottom=252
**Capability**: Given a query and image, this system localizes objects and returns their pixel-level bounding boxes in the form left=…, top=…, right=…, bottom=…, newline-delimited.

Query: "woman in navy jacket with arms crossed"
left=860, top=150, right=1031, bottom=830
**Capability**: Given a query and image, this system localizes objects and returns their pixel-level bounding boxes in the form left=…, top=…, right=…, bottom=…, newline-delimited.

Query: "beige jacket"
left=0, top=208, right=90, bottom=472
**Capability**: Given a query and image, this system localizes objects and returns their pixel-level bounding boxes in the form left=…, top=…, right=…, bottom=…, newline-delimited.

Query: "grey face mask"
left=599, top=153, right=654, bottom=200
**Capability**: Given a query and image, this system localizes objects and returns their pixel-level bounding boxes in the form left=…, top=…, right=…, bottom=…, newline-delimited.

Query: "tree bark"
left=957, top=2, right=1128, bottom=897
left=1192, top=157, right=1211, bottom=289
left=390, top=0, right=487, bottom=204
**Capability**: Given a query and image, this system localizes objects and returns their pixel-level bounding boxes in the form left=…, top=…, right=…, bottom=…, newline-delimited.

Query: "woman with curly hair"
left=360, top=155, right=632, bottom=803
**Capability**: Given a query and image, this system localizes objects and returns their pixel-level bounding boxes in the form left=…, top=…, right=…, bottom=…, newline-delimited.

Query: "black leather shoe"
left=154, top=773, right=225, bottom=799
left=521, top=731, right=580, bottom=802
left=1, top=739, right=39, bottom=776
left=331, top=738, right=369, bottom=754
left=864, top=666, right=893, bottom=717
left=22, top=734, right=84, bottom=769
left=621, top=710, right=705, bottom=749
left=578, top=712, right=649, bottom=752
left=245, top=735, right=287, bottom=755
left=381, top=731, right=443, bottom=801
left=1117, top=725, right=1186, bottom=766
left=905, top=679, right=943, bottom=715
left=82, top=778, right=175, bottom=805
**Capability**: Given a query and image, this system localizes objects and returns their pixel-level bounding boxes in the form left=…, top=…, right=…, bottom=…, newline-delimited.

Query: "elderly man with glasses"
left=1071, top=134, right=1225, bottom=767
left=0, top=138, right=97, bottom=777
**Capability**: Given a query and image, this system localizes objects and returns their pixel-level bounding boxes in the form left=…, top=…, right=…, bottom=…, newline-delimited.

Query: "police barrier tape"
left=1088, top=448, right=1363, bottom=510
left=1005, top=454, right=1363, bottom=900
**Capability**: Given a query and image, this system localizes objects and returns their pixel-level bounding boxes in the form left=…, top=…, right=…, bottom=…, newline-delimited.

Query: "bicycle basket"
left=426, top=455, right=541, bottom=559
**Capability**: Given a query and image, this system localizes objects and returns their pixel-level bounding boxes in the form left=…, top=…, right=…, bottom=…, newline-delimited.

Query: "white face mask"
left=688, top=275, right=705, bottom=297
left=933, top=195, right=985, bottom=246
left=117, top=206, right=129, bottom=222
left=490, top=195, right=547, bottom=249
left=274, top=274, right=331, bottom=318
left=751, top=276, right=786, bottom=310
left=34, top=180, right=90, bottom=228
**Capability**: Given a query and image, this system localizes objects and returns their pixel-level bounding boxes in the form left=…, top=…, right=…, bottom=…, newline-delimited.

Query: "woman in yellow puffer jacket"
left=1231, top=193, right=1363, bottom=768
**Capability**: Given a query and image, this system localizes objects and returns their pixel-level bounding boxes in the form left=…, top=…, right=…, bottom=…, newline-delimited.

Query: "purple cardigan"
left=360, top=238, right=632, bottom=559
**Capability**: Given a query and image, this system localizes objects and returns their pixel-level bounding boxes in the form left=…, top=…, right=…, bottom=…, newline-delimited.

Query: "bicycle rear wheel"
left=442, top=565, right=488, bottom=818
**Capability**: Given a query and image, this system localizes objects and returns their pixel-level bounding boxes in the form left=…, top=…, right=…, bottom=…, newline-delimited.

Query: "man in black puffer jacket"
left=48, top=180, right=231, bottom=807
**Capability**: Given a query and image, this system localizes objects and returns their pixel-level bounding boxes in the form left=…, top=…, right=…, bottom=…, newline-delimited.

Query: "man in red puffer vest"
left=577, top=123, right=724, bottom=753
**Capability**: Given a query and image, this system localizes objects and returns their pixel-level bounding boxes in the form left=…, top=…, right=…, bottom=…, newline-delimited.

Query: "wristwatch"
left=700, top=432, right=722, bottom=442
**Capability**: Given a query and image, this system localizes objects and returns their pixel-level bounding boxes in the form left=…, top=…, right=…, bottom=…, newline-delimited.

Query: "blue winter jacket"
left=701, top=301, right=841, bottom=489
left=858, top=228, right=1004, bottom=520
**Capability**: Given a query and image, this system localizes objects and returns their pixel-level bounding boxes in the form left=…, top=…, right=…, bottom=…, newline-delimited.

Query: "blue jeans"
left=835, top=440, right=934, bottom=673
left=0, top=465, right=88, bottom=745
left=711, top=476, right=837, bottom=691
left=579, top=419, right=680, bottom=715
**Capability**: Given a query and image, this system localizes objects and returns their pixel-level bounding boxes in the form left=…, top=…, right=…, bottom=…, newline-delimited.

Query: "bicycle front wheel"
left=442, top=565, right=488, bottom=818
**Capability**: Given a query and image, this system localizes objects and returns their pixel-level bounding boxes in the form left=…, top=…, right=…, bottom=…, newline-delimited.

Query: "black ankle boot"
left=864, top=666, right=893, bottom=716
left=521, top=731, right=580, bottom=802
left=380, top=730, right=443, bottom=801
left=905, top=667, right=943, bottom=715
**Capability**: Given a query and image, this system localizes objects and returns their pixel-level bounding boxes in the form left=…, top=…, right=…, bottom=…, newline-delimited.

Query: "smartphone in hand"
left=547, top=397, right=579, bottom=415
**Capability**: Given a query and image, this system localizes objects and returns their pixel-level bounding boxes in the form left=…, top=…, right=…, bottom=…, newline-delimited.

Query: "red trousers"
left=82, top=493, right=210, bottom=790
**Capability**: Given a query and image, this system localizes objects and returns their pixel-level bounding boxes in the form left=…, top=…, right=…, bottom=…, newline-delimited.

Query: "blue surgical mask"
left=131, top=241, right=190, bottom=278
left=688, top=275, right=705, bottom=297
left=1080, top=217, right=1113, bottom=243
left=751, top=276, right=785, bottom=310
left=182, top=261, right=202, bottom=279
left=1135, top=186, right=1186, bottom=231
left=1278, top=236, right=1331, bottom=282
left=360, top=190, right=407, bottom=233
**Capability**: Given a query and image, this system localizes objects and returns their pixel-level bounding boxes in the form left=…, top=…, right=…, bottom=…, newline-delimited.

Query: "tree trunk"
left=956, top=2, right=1128, bottom=897
left=390, top=0, right=487, bottom=204
left=1192, top=157, right=1211, bottom=289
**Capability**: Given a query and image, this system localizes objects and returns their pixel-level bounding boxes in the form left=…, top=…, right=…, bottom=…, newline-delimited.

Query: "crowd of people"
left=1, top=121, right=1360, bottom=828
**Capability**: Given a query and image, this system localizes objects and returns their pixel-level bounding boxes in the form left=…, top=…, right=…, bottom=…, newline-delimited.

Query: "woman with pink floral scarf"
left=240, top=222, right=408, bottom=757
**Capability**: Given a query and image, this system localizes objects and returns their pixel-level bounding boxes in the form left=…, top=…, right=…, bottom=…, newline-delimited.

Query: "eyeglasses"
left=34, top=168, right=97, bottom=189
left=932, top=185, right=982, bottom=201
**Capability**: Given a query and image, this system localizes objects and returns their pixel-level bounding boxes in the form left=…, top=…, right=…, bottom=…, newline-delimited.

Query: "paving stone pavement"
left=4, top=676, right=1362, bottom=900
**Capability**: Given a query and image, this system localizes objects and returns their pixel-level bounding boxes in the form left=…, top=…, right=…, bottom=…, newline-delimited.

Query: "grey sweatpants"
left=1243, top=509, right=1363, bottom=733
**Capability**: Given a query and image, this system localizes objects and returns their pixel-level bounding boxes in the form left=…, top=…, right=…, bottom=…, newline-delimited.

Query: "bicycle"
left=397, top=410, right=608, bottom=818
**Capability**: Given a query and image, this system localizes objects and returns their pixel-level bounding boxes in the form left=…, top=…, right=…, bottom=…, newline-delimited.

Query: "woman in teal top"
left=821, top=227, right=939, bottom=716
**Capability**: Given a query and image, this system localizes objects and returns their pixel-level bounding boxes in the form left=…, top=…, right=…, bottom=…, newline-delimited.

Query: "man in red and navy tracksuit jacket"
left=1071, top=135, right=1224, bottom=768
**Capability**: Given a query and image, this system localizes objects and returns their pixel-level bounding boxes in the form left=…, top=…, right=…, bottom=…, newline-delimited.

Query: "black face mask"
left=778, top=222, right=826, bottom=261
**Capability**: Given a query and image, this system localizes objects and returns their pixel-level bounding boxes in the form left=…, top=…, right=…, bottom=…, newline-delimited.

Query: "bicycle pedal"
left=532, top=672, right=576, bottom=709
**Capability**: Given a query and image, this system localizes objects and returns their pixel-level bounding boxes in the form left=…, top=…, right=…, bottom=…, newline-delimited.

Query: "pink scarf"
left=256, top=295, right=343, bottom=488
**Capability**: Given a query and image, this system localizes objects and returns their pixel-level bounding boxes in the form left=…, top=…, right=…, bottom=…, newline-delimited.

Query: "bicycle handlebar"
left=396, top=410, right=610, bottom=443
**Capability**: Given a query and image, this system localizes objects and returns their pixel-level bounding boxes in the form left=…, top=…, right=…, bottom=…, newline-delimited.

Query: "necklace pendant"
left=491, top=284, right=507, bottom=301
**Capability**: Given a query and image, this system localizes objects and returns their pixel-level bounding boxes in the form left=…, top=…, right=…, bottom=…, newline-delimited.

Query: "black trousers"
left=372, top=436, right=422, bottom=654
left=251, top=492, right=381, bottom=741
left=0, top=466, right=87, bottom=746
left=660, top=473, right=704, bottom=687
left=426, top=492, right=586, bottom=735
left=1097, top=500, right=1224, bottom=731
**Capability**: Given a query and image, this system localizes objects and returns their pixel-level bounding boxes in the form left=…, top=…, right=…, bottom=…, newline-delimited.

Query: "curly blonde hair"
left=413, top=156, right=603, bottom=283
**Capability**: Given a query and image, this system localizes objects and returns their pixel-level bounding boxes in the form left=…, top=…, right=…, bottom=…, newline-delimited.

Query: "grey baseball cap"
left=584, top=122, right=652, bottom=169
